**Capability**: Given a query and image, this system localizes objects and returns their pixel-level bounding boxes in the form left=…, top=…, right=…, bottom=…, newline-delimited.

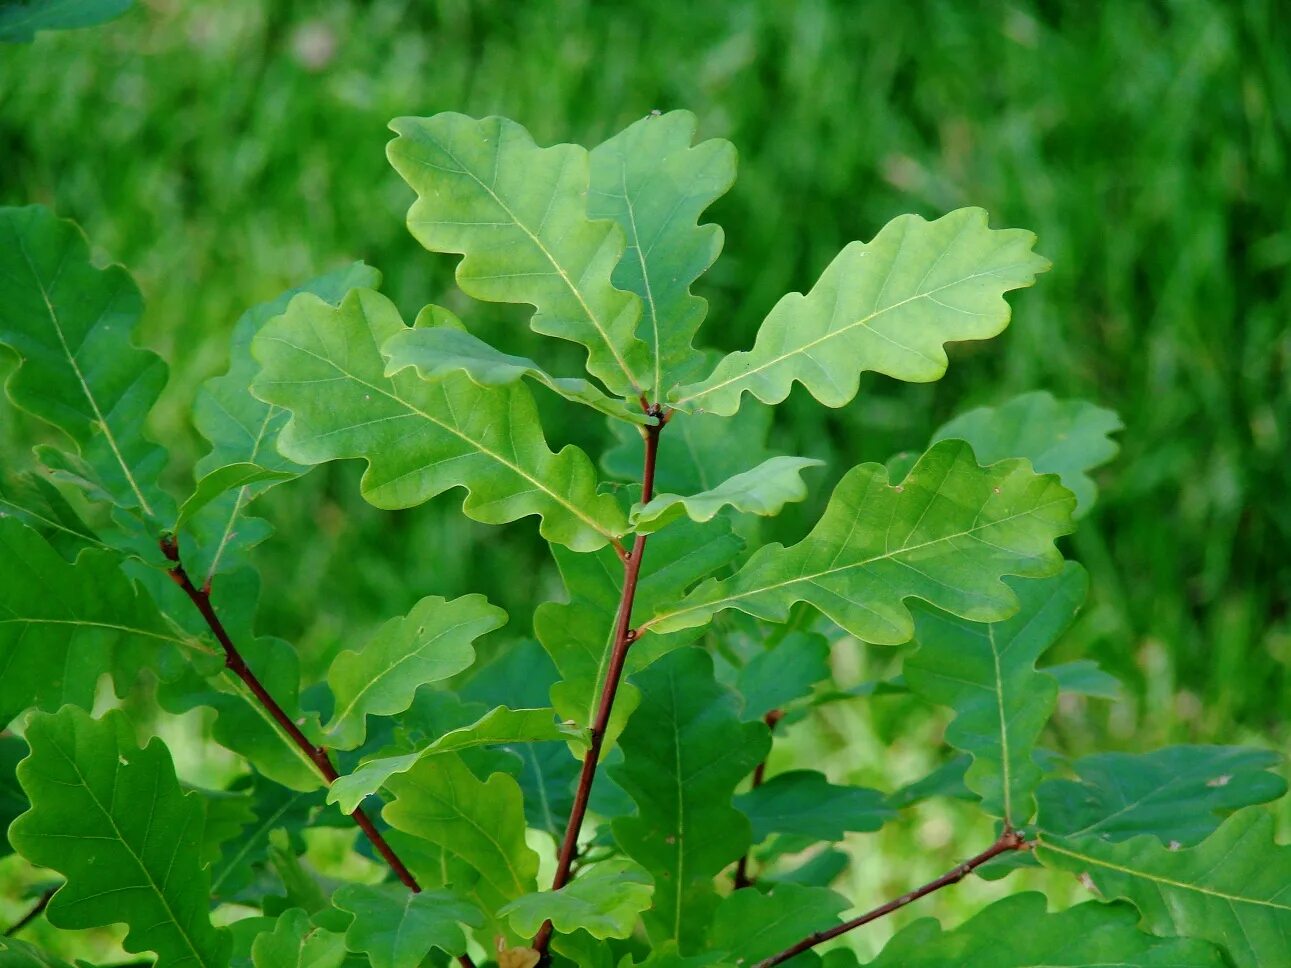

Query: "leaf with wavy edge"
left=735, top=769, right=893, bottom=843
left=0, top=469, right=104, bottom=559
left=251, top=287, right=627, bottom=551
left=388, top=112, right=649, bottom=396
left=0, top=205, right=169, bottom=518
left=904, top=562, right=1087, bottom=825
left=1037, top=808, right=1291, bottom=968
left=9, top=707, right=232, bottom=967
left=329, top=706, right=585, bottom=813
left=324, top=593, right=507, bottom=750
left=334, top=884, right=483, bottom=967
left=1036, top=746, right=1286, bottom=847
left=588, top=110, right=735, bottom=396
left=933, top=391, right=1122, bottom=515
left=381, top=324, right=648, bottom=424
left=866, top=892, right=1223, bottom=967
left=643, top=439, right=1074, bottom=642
left=250, top=908, right=344, bottom=968
left=174, top=462, right=293, bottom=533
left=707, top=884, right=849, bottom=965
left=671, top=208, right=1048, bottom=415
left=630, top=455, right=823, bottom=533
left=500, top=858, right=653, bottom=941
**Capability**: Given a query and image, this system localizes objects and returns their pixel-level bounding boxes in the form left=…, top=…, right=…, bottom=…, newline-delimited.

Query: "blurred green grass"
left=1, top=6, right=1289, bottom=945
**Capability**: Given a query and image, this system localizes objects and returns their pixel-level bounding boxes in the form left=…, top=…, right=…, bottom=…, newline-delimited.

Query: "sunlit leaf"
left=500, top=858, right=653, bottom=941
left=630, top=456, right=823, bottom=533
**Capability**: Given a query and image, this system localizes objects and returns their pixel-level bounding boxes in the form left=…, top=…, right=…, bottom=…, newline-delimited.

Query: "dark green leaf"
left=708, top=884, right=848, bottom=964
left=0, top=0, right=131, bottom=42
left=333, top=884, right=482, bottom=966
left=736, top=632, right=832, bottom=719
left=735, top=770, right=893, bottom=844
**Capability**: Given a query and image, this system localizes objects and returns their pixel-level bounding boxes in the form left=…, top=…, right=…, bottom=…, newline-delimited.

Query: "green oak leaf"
left=251, top=286, right=626, bottom=551
left=0, top=470, right=103, bottom=559
left=324, top=593, right=507, bottom=750
left=644, top=439, right=1074, bottom=642
left=382, top=323, right=649, bottom=424
left=195, top=786, right=257, bottom=868
left=627, top=946, right=733, bottom=968
left=330, top=706, right=585, bottom=813
left=499, top=858, right=653, bottom=941
left=1037, top=808, right=1291, bottom=968
left=932, top=391, right=1122, bottom=515
left=0, top=0, right=131, bottom=43
left=735, top=770, right=894, bottom=843
left=0, top=733, right=28, bottom=858
left=630, top=456, right=824, bottom=533
left=9, top=707, right=232, bottom=967
left=383, top=752, right=540, bottom=927
left=886, top=755, right=974, bottom=809
left=707, top=884, right=849, bottom=964
left=174, top=462, right=294, bottom=533
left=1037, top=746, right=1286, bottom=847
left=865, top=892, right=1223, bottom=967
left=0, top=518, right=196, bottom=727
left=904, top=562, right=1088, bottom=825
left=0, top=206, right=170, bottom=519
left=735, top=631, right=832, bottom=719
left=611, top=648, right=770, bottom=950
left=209, top=779, right=321, bottom=902
left=588, top=110, right=735, bottom=395
left=0, top=937, right=79, bottom=966
left=671, top=207, right=1048, bottom=415
left=251, top=908, right=345, bottom=968
left=536, top=514, right=743, bottom=754
left=388, top=112, right=650, bottom=396
left=333, top=883, right=483, bottom=967
left=1045, top=659, right=1121, bottom=699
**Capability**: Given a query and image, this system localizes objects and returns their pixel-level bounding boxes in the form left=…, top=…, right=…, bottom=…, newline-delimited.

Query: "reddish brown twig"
left=752, top=829, right=1028, bottom=967
left=734, top=707, right=785, bottom=889
left=533, top=408, right=666, bottom=958
left=3, top=886, right=54, bottom=937
left=161, top=536, right=477, bottom=968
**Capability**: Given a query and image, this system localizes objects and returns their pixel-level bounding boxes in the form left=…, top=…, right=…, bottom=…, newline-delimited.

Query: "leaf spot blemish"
left=1206, top=774, right=1232, bottom=787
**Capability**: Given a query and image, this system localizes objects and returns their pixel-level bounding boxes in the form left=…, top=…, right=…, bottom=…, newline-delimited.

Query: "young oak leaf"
left=629, top=455, right=824, bottom=533
left=333, top=883, right=484, bottom=967
left=642, top=439, right=1074, bottom=643
left=499, top=858, right=654, bottom=941
left=904, top=562, right=1089, bottom=826
left=588, top=110, right=736, bottom=395
left=324, top=593, right=507, bottom=750
left=9, top=707, right=232, bottom=968
left=388, top=112, right=651, bottom=397
left=671, top=207, right=1048, bottom=415
left=250, top=287, right=627, bottom=552
left=250, top=908, right=346, bottom=968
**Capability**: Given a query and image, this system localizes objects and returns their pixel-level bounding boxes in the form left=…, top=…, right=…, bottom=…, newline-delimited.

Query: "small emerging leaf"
left=630, top=456, right=823, bottom=533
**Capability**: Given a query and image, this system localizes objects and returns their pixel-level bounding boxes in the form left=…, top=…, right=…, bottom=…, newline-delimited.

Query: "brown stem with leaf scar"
left=532, top=405, right=667, bottom=960
left=160, top=536, right=477, bottom=968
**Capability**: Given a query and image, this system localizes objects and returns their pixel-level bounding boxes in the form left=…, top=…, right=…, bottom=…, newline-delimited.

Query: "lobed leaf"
left=0, top=470, right=103, bottom=559
left=174, top=462, right=294, bottom=534
left=932, top=391, right=1122, bottom=515
left=671, top=208, right=1048, bottom=415
left=865, top=892, right=1223, bottom=966
left=9, top=707, right=231, bottom=967
left=499, top=858, right=654, bottom=941
left=1037, top=808, right=1291, bottom=968
left=324, top=593, right=507, bottom=750
left=611, top=648, right=771, bottom=950
left=588, top=110, right=735, bottom=395
left=904, top=562, right=1088, bottom=825
left=0, top=938, right=78, bottom=966
left=630, top=456, right=824, bottom=533
left=644, top=439, right=1074, bottom=642
left=388, top=112, right=650, bottom=396
left=250, top=908, right=345, bottom=968
left=707, top=884, right=850, bottom=965
left=0, top=205, right=169, bottom=518
left=735, top=769, right=893, bottom=844
left=1036, top=745, right=1286, bottom=847
left=333, top=883, right=483, bottom=967
left=736, top=631, right=832, bottom=719
left=251, top=287, right=626, bottom=551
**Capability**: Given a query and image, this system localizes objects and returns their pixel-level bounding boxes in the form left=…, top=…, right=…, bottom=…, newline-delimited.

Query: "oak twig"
left=733, top=708, right=784, bottom=890
left=533, top=408, right=666, bottom=959
left=160, top=536, right=477, bottom=968
left=752, top=829, right=1029, bottom=967
left=2, top=886, right=54, bottom=937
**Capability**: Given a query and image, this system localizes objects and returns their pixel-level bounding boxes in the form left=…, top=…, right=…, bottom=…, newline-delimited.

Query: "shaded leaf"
left=252, top=287, right=626, bottom=551
left=885, top=755, right=973, bottom=809
left=933, top=391, right=1122, bottom=515
left=904, top=563, right=1088, bottom=825
left=333, top=883, right=483, bottom=967
left=0, top=0, right=131, bottom=42
left=645, top=440, right=1074, bottom=642
left=175, top=462, right=293, bottom=533
left=736, top=631, right=832, bottom=719
left=866, top=892, right=1223, bottom=967
left=0, top=734, right=27, bottom=859
left=9, top=707, right=231, bottom=967
left=708, top=884, right=849, bottom=964
left=630, top=456, right=823, bottom=533
left=330, top=707, right=585, bottom=813
left=209, top=779, right=321, bottom=902
left=611, top=648, right=770, bottom=950
left=735, top=770, right=893, bottom=844
left=671, top=208, right=1047, bottom=414
left=0, top=938, right=78, bottom=966
left=1045, top=659, right=1121, bottom=699
left=1037, top=809, right=1291, bottom=968
left=588, top=110, right=735, bottom=395
left=388, top=112, right=649, bottom=396
left=1037, top=746, right=1286, bottom=847
left=325, top=593, right=506, bottom=750
left=500, top=858, right=653, bottom=941
left=0, top=470, right=103, bottom=559
left=251, top=908, right=345, bottom=968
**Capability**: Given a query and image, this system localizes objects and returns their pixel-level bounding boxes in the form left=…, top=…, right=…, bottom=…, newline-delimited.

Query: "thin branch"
left=160, top=536, right=478, bottom=968
left=532, top=409, right=665, bottom=959
left=3, top=886, right=54, bottom=937
left=733, top=707, right=784, bottom=889
left=751, top=829, right=1029, bottom=968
